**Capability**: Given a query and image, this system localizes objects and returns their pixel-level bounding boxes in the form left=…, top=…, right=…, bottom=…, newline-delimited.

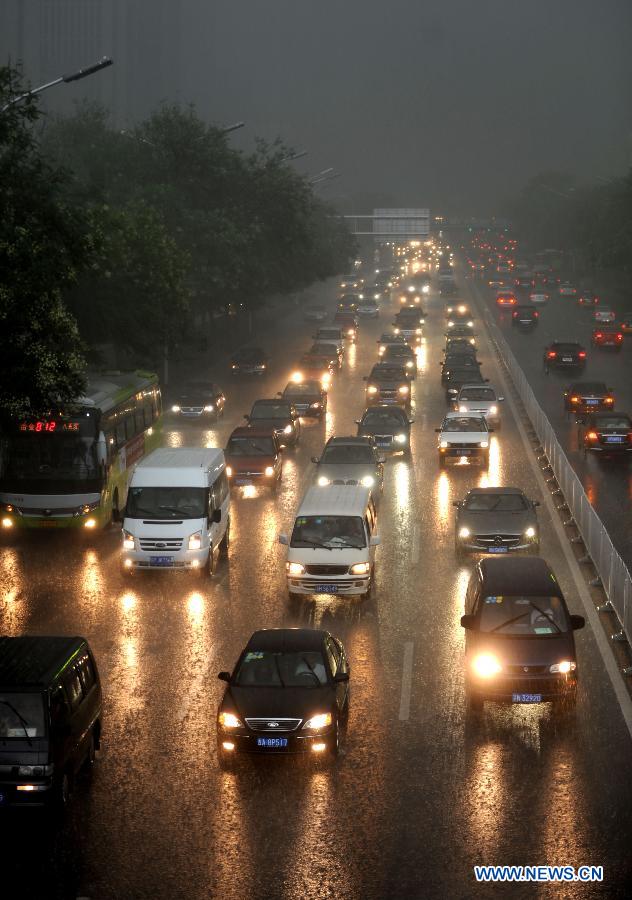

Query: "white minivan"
left=279, top=485, right=379, bottom=599
left=121, top=448, right=230, bottom=575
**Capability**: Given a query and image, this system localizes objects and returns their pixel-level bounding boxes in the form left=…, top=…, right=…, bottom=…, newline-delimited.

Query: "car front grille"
left=473, top=534, right=522, bottom=547
left=305, top=565, right=349, bottom=576
left=245, top=718, right=302, bottom=732
left=448, top=442, right=482, bottom=449
left=505, top=665, right=548, bottom=675
left=180, top=407, right=204, bottom=414
left=139, top=538, right=184, bottom=551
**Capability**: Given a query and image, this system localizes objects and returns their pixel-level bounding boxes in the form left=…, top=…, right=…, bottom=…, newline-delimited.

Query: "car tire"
left=455, top=542, right=466, bottom=561
left=84, top=732, right=96, bottom=770
left=207, top=545, right=216, bottom=577
left=55, top=769, right=73, bottom=811
left=219, top=522, right=230, bottom=559
left=328, top=722, right=340, bottom=760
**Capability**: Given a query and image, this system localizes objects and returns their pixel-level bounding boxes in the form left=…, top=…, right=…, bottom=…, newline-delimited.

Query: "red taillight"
left=512, top=311, right=518, bottom=317
left=595, top=333, right=603, bottom=339
left=578, top=351, right=587, bottom=358
left=534, top=311, right=539, bottom=317
left=587, top=431, right=598, bottom=441
left=616, top=333, right=623, bottom=341
left=571, top=396, right=580, bottom=403
left=547, top=351, right=556, bottom=359
left=605, top=397, right=614, bottom=404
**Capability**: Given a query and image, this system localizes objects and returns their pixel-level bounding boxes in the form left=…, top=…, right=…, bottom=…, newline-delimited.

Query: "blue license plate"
left=488, top=547, right=508, bottom=553
left=457, top=449, right=472, bottom=455
left=315, top=584, right=338, bottom=593
left=605, top=436, right=623, bottom=443
left=376, top=440, right=391, bottom=447
left=586, top=399, right=598, bottom=405
left=257, top=737, right=288, bottom=748
left=150, top=556, right=173, bottom=566
left=235, top=478, right=252, bottom=486
left=512, top=693, right=542, bottom=703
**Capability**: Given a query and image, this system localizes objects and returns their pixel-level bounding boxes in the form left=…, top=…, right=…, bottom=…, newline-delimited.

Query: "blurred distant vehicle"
left=339, top=274, right=362, bottom=291
left=580, top=413, right=632, bottom=455
left=170, top=381, right=225, bottom=420
left=313, top=327, right=344, bottom=354
left=446, top=324, right=478, bottom=341
left=356, top=405, right=413, bottom=456
left=528, top=289, right=549, bottom=304
left=543, top=341, right=586, bottom=373
left=293, top=354, right=335, bottom=388
left=511, top=305, right=539, bottom=331
left=364, top=363, right=411, bottom=409
left=444, top=367, right=488, bottom=404
left=495, top=289, right=517, bottom=308
left=514, top=276, right=534, bottom=290
left=303, top=304, right=328, bottom=322
left=558, top=281, right=577, bottom=297
left=338, top=294, right=359, bottom=313
left=377, top=332, right=408, bottom=356
left=382, top=343, right=417, bottom=377
left=445, top=302, right=470, bottom=317
left=593, top=306, right=616, bottom=324
left=356, top=297, right=380, bottom=318
left=230, top=347, right=268, bottom=376
left=333, top=312, right=358, bottom=341
left=225, top=427, right=282, bottom=491
left=279, top=380, right=327, bottom=418
left=446, top=310, right=475, bottom=330
left=591, top=327, right=623, bottom=350
left=577, top=290, right=599, bottom=308
left=393, top=309, right=424, bottom=345
left=488, top=276, right=506, bottom=288
left=619, top=311, right=632, bottom=334
left=444, top=337, right=477, bottom=355
left=244, top=399, right=300, bottom=448
left=310, top=342, right=342, bottom=369
left=563, top=381, right=614, bottom=416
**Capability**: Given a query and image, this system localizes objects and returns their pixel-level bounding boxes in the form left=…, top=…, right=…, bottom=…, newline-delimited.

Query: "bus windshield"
left=0, top=433, right=101, bottom=493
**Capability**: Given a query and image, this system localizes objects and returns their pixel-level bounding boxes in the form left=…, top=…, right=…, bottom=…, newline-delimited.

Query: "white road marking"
left=470, top=283, right=632, bottom=743
left=399, top=641, right=414, bottom=721
left=411, top=524, right=420, bottom=564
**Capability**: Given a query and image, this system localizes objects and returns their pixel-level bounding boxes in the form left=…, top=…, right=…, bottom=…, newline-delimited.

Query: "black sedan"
left=511, top=305, right=539, bottom=331
left=580, top=412, right=632, bottom=455
left=543, top=341, right=586, bottom=373
left=279, top=380, right=327, bottom=418
left=356, top=405, right=413, bottom=456
left=382, top=343, right=417, bottom=377
left=460, top=558, right=584, bottom=712
left=230, top=347, right=268, bottom=376
left=453, top=487, right=540, bottom=557
left=245, top=399, right=300, bottom=447
left=216, top=629, right=349, bottom=767
left=440, top=353, right=481, bottom=384
left=563, top=381, right=615, bottom=416
left=445, top=368, right=488, bottom=403
left=364, top=363, right=411, bottom=409
left=169, top=381, right=226, bottom=420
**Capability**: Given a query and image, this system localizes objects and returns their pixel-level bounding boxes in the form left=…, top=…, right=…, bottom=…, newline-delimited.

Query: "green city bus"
left=0, top=371, right=162, bottom=531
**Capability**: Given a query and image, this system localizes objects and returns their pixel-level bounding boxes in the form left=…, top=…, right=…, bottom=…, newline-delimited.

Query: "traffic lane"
left=468, top=277, right=632, bottom=567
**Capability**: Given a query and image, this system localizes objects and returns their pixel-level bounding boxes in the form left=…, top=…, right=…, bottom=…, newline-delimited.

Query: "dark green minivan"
left=0, top=636, right=102, bottom=808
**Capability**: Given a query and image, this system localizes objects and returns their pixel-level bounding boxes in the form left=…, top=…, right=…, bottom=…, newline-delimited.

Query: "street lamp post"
left=1, top=57, right=113, bottom=112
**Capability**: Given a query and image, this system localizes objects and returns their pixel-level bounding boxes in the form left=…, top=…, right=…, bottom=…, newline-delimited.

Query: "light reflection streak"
left=538, top=745, right=588, bottom=864
left=166, top=430, right=183, bottom=448
left=435, top=472, right=452, bottom=527
left=478, top=436, right=501, bottom=488
left=0, top=549, right=26, bottom=634
left=464, top=742, right=506, bottom=859
left=416, top=339, right=428, bottom=374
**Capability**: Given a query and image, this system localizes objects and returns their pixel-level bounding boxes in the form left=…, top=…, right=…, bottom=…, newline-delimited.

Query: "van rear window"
left=0, top=692, right=45, bottom=738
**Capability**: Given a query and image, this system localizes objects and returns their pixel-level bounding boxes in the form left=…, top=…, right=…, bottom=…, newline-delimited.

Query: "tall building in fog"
left=0, top=0, right=182, bottom=122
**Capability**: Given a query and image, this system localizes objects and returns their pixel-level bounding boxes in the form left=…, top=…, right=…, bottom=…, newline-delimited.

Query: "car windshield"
left=479, top=595, right=569, bottom=635
left=311, top=344, right=335, bottom=356
left=291, top=515, right=366, bottom=549
left=594, top=416, right=630, bottom=429
left=283, top=383, right=319, bottom=397
left=371, top=367, right=405, bottom=380
left=250, top=404, right=290, bottom=419
left=384, top=347, right=412, bottom=358
left=318, top=331, right=340, bottom=340
left=234, top=650, right=328, bottom=687
left=442, top=417, right=486, bottom=432
left=460, top=388, right=496, bottom=401
left=226, top=437, right=275, bottom=456
left=362, top=411, right=405, bottom=427
left=0, top=692, right=46, bottom=738
left=126, top=486, right=207, bottom=519
left=236, top=349, right=264, bottom=362
left=465, top=493, right=528, bottom=511
left=321, top=445, right=374, bottom=464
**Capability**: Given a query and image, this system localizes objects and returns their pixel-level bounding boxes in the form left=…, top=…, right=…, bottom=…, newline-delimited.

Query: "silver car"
left=453, top=487, right=540, bottom=557
left=312, top=436, right=384, bottom=491
left=454, top=384, right=504, bottom=429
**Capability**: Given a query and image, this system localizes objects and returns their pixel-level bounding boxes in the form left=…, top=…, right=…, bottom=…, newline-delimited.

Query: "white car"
left=435, top=413, right=491, bottom=469
left=454, top=384, right=504, bottom=429
left=314, top=327, right=344, bottom=353
left=593, top=307, right=616, bottom=324
left=528, top=290, right=549, bottom=304
left=357, top=298, right=380, bottom=318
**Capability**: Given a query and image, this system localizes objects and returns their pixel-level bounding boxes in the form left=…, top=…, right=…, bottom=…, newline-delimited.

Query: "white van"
left=279, top=485, right=379, bottom=599
left=121, top=448, right=230, bottom=575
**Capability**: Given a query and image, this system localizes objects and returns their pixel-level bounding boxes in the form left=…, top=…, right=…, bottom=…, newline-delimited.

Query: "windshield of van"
left=234, top=651, right=328, bottom=687
left=291, top=515, right=366, bottom=549
left=0, top=693, right=46, bottom=738
left=126, top=486, right=207, bottom=519
left=479, top=596, right=569, bottom=635
left=226, top=437, right=275, bottom=456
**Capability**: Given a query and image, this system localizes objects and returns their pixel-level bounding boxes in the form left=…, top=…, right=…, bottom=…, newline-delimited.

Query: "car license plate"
left=149, top=556, right=173, bottom=566
left=376, top=440, right=391, bottom=447
left=512, top=693, right=542, bottom=703
left=39, top=520, right=60, bottom=527
left=562, top=357, right=572, bottom=362
left=457, top=449, right=472, bottom=456
left=257, top=737, right=288, bottom=748
left=586, top=399, right=598, bottom=405
left=315, top=584, right=338, bottom=593
left=488, top=546, right=508, bottom=553
left=605, top=436, right=623, bottom=443
left=235, top=478, right=252, bottom=486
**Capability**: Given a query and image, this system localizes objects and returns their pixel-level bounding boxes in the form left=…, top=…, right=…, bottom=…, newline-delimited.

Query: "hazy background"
left=2, top=0, right=631, bottom=215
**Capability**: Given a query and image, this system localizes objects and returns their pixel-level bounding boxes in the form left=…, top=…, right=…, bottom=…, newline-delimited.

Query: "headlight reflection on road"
left=0, top=549, right=26, bottom=634
left=416, top=339, right=428, bottom=374
left=478, top=436, right=501, bottom=488
left=187, top=591, right=205, bottom=624
left=436, top=472, right=452, bottom=527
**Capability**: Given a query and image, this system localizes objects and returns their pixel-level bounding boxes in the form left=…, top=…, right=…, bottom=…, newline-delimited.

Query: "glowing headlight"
left=524, top=526, right=536, bottom=539
left=171, top=404, right=181, bottom=413
left=408, top=286, right=415, bottom=292
left=1, top=517, right=13, bottom=529
left=226, top=466, right=233, bottom=477
left=550, top=661, right=576, bottom=674
left=422, top=284, right=429, bottom=293
left=458, top=305, right=467, bottom=314
left=470, top=338, right=476, bottom=345
left=489, top=405, right=498, bottom=415
left=309, top=401, right=321, bottom=408
left=379, top=345, right=386, bottom=353
left=264, top=466, right=275, bottom=477
left=458, top=527, right=471, bottom=539
left=395, top=433, right=406, bottom=444
left=317, top=476, right=331, bottom=486
left=448, top=321, right=454, bottom=328
left=472, top=654, right=502, bottom=678
left=283, top=424, right=293, bottom=435
left=188, top=531, right=202, bottom=551
left=440, top=440, right=448, bottom=448
left=479, top=441, right=489, bottom=448
left=459, top=405, right=468, bottom=413
left=398, top=385, right=409, bottom=394
left=123, top=531, right=135, bottom=551
left=287, top=562, right=306, bottom=576
left=406, top=360, right=414, bottom=368
left=350, top=561, right=371, bottom=575
left=204, top=404, right=215, bottom=412
left=218, top=712, right=242, bottom=729
left=347, top=329, right=354, bottom=336
left=291, top=371, right=303, bottom=383
left=303, top=712, right=332, bottom=730
left=84, top=518, right=96, bottom=529
left=360, top=475, right=375, bottom=487
left=393, top=327, right=400, bottom=334
left=467, top=321, right=474, bottom=327
left=367, top=385, right=378, bottom=394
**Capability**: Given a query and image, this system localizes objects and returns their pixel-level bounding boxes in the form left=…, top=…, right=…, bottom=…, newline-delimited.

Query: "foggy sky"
left=4, top=0, right=632, bottom=216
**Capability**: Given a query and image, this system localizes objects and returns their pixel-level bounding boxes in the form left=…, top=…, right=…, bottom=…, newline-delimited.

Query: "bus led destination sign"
left=19, top=420, right=81, bottom=433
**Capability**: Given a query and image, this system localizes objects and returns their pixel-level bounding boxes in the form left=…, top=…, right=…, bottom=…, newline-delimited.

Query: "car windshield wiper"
left=489, top=611, right=530, bottom=633
left=299, top=656, right=322, bottom=686
left=326, top=537, right=365, bottom=549
left=294, top=538, right=332, bottom=551
left=528, top=601, right=562, bottom=633
left=273, top=655, right=286, bottom=688
left=0, top=700, right=32, bottom=745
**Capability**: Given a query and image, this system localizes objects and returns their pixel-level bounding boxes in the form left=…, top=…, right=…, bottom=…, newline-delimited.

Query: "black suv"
left=441, top=353, right=481, bottom=384
left=356, top=405, right=413, bottom=456
left=543, top=341, right=586, bottom=373
left=511, top=305, right=539, bottom=331
left=382, top=343, right=417, bottom=377
left=364, top=364, right=411, bottom=409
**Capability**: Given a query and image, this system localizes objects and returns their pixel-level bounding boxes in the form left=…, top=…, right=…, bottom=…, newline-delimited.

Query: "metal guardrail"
left=481, top=306, right=632, bottom=649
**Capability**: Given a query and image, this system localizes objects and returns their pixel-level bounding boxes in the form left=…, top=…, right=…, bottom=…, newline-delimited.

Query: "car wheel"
left=328, top=722, right=340, bottom=760
left=206, top=545, right=216, bottom=576
left=84, top=732, right=96, bottom=770
left=219, top=522, right=230, bottom=559
left=56, top=770, right=73, bottom=811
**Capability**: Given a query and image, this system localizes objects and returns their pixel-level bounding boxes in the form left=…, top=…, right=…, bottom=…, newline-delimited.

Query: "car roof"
left=0, top=636, right=88, bottom=688
left=246, top=629, right=328, bottom=653
left=466, top=486, right=525, bottom=496
left=459, top=382, right=495, bottom=391
left=325, top=435, right=373, bottom=446
left=298, top=484, right=372, bottom=517
left=477, top=557, right=563, bottom=598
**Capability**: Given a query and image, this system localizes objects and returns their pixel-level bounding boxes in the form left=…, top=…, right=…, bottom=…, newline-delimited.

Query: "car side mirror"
left=488, top=428, right=495, bottom=433
left=499, top=397, right=505, bottom=402
left=484, top=378, right=490, bottom=383
left=276, top=391, right=283, bottom=398
left=278, top=533, right=289, bottom=545
left=334, top=672, right=350, bottom=683
left=408, top=419, right=414, bottom=425
left=311, top=457, right=320, bottom=464
left=370, top=535, right=381, bottom=547
left=460, top=614, right=476, bottom=630
left=452, top=500, right=461, bottom=507
left=355, top=420, right=361, bottom=425
left=570, top=614, right=585, bottom=631
left=212, top=509, right=222, bottom=524
left=362, top=376, right=368, bottom=381
left=218, top=671, right=231, bottom=682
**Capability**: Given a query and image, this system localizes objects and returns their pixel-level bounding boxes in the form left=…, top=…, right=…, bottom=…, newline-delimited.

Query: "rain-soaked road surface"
left=1, top=278, right=632, bottom=900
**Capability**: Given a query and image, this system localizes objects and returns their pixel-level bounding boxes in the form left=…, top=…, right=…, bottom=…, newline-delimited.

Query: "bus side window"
left=115, top=418, right=126, bottom=446
left=63, top=668, right=84, bottom=712
left=208, top=488, right=217, bottom=518
left=143, top=398, right=154, bottom=428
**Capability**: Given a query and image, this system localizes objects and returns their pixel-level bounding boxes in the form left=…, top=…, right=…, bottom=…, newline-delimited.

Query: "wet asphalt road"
left=467, top=275, right=632, bottom=568
left=1, top=280, right=632, bottom=900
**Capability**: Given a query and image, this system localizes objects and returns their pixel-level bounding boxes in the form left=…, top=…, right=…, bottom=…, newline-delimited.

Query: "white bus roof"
left=296, top=484, right=372, bottom=518
left=79, top=371, right=158, bottom=412
left=131, top=448, right=225, bottom=488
